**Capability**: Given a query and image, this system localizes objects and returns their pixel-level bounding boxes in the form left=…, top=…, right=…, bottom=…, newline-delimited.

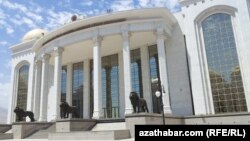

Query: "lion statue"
left=14, top=107, right=35, bottom=122
left=129, top=91, right=149, bottom=113
left=60, top=101, right=79, bottom=118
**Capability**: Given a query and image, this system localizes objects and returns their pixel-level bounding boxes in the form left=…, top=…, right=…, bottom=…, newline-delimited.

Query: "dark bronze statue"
left=129, top=91, right=149, bottom=113
left=14, top=107, right=35, bottom=122
left=60, top=101, right=79, bottom=118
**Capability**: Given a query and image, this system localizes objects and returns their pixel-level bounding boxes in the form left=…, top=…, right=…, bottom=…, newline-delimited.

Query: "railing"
left=102, top=107, right=120, bottom=118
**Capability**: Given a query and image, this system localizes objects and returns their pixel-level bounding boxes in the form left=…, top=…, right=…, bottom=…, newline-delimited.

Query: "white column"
left=39, top=54, right=51, bottom=121
left=33, top=60, right=42, bottom=120
left=26, top=62, right=34, bottom=112
left=66, top=63, right=73, bottom=118
left=83, top=59, right=90, bottom=118
left=66, top=63, right=73, bottom=105
left=118, top=52, right=125, bottom=117
left=122, top=31, right=133, bottom=115
left=92, top=36, right=103, bottom=119
left=140, top=46, right=152, bottom=113
left=7, top=65, right=15, bottom=123
left=53, top=47, right=64, bottom=120
left=156, top=28, right=172, bottom=114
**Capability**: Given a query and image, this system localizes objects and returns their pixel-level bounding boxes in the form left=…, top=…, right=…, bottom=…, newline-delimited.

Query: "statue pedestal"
left=125, top=113, right=183, bottom=137
left=0, top=124, right=11, bottom=133
left=12, top=122, right=52, bottom=139
left=56, top=118, right=97, bottom=132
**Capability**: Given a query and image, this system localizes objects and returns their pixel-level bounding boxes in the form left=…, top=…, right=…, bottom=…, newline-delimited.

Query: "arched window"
left=202, top=13, right=247, bottom=113
left=16, top=65, right=29, bottom=110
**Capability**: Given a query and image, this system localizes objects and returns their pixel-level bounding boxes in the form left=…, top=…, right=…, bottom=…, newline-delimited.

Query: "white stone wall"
left=166, top=23, right=193, bottom=116
left=175, top=0, right=250, bottom=115
left=7, top=50, right=35, bottom=123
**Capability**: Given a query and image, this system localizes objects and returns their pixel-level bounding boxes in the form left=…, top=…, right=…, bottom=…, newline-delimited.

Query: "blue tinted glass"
left=61, top=66, right=67, bottom=102
left=90, top=54, right=120, bottom=118
left=148, top=45, right=161, bottom=114
left=202, top=13, right=247, bottom=113
left=17, top=65, right=29, bottom=110
left=72, top=62, right=84, bottom=118
left=130, top=49, right=143, bottom=98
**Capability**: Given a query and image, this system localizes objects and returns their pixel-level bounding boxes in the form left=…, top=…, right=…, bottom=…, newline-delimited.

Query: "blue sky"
left=0, top=0, right=180, bottom=110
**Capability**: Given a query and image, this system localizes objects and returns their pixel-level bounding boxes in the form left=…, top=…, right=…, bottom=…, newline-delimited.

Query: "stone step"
left=0, top=133, right=13, bottom=140
left=26, top=124, right=56, bottom=139
left=49, top=130, right=131, bottom=140
left=12, top=122, right=54, bottom=139
left=0, top=125, right=11, bottom=133
left=91, top=122, right=127, bottom=131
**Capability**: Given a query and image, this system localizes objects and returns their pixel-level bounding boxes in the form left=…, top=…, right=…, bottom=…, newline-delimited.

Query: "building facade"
left=7, top=0, right=250, bottom=123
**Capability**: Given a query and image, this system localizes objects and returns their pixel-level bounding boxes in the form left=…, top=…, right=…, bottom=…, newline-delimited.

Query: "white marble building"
left=7, top=0, right=250, bottom=123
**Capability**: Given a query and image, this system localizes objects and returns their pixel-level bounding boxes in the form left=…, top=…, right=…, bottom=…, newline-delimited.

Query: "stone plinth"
left=56, top=119, right=97, bottom=132
left=184, top=112, right=250, bottom=124
left=49, top=130, right=130, bottom=140
left=125, top=113, right=183, bottom=137
left=12, top=122, right=53, bottom=139
left=0, top=124, right=11, bottom=133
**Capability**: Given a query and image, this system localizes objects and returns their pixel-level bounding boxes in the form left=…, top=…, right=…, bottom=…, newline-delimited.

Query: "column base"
left=163, top=106, right=172, bottom=114
left=124, top=108, right=133, bottom=115
left=38, top=117, right=47, bottom=122
left=92, top=110, right=103, bottom=119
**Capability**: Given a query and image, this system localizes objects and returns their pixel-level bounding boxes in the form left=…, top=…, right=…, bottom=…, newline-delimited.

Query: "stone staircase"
left=26, top=123, right=56, bottom=139
left=0, top=125, right=13, bottom=140
left=91, top=122, right=127, bottom=131
left=49, top=120, right=131, bottom=140
left=49, top=130, right=130, bottom=140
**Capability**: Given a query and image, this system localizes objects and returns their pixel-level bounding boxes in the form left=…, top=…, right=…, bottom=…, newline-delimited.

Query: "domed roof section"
left=22, top=29, right=48, bottom=42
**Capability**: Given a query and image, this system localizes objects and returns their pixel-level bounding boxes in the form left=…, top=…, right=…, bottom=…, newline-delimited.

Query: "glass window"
left=102, top=54, right=119, bottom=118
left=90, top=60, right=94, bottom=118
left=16, top=65, right=29, bottom=111
left=202, top=13, right=247, bottom=113
left=90, top=54, right=120, bottom=118
left=72, top=62, right=84, bottom=118
left=148, top=45, right=161, bottom=113
left=130, top=49, right=143, bottom=98
left=61, top=66, right=67, bottom=102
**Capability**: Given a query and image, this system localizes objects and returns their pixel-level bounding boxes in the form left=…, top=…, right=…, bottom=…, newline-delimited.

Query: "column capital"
left=122, top=31, right=131, bottom=41
left=155, top=28, right=167, bottom=40
left=92, top=36, right=103, bottom=45
left=35, top=60, right=42, bottom=65
left=41, top=53, right=51, bottom=61
left=120, top=24, right=129, bottom=32
left=54, top=47, right=64, bottom=56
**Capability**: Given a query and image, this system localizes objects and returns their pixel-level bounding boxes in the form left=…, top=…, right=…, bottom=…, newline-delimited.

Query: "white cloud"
left=81, top=1, right=93, bottom=6
left=111, top=0, right=135, bottom=11
left=6, top=27, right=14, bottom=34
left=137, top=0, right=180, bottom=12
left=46, top=10, right=77, bottom=30
left=58, top=0, right=71, bottom=8
left=0, top=41, right=9, bottom=53
left=0, top=0, right=27, bottom=13
left=0, top=82, right=10, bottom=110
left=0, top=0, right=42, bottom=31
left=138, top=0, right=150, bottom=7
left=0, top=73, right=3, bottom=79
left=4, top=59, right=11, bottom=69
left=23, top=17, right=36, bottom=28
left=0, top=41, right=9, bottom=46
left=26, top=12, right=43, bottom=23
left=167, top=0, right=180, bottom=12
left=0, top=9, right=5, bottom=19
